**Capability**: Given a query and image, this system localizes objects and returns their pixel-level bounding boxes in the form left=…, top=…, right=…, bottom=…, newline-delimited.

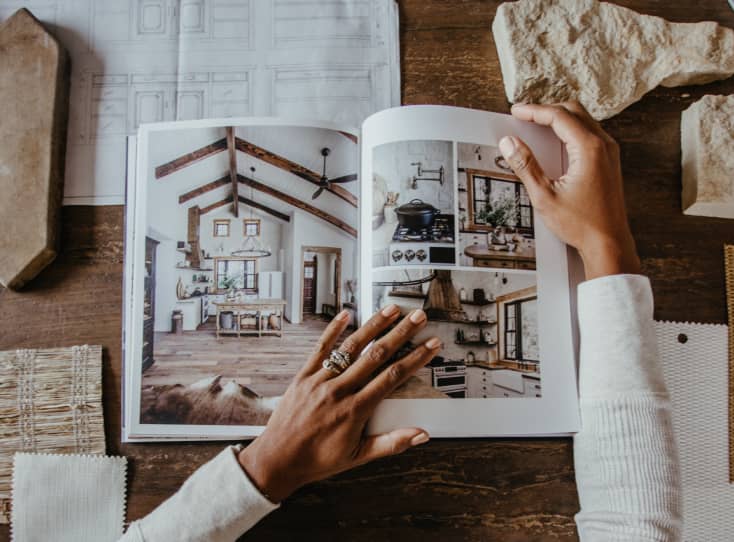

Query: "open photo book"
left=122, top=105, right=581, bottom=442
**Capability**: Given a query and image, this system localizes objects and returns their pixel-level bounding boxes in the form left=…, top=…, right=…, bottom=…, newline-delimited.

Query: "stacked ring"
left=322, top=349, right=352, bottom=376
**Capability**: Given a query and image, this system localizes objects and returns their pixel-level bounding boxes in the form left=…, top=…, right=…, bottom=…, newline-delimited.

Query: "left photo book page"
left=123, top=118, right=361, bottom=441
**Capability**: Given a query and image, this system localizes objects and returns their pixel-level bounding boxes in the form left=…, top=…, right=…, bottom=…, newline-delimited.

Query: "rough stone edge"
left=2, top=9, right=70, bottom=290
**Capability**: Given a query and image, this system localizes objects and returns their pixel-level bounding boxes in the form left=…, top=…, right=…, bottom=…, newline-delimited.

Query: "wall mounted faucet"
left=410, top=162, right=444, bottom=189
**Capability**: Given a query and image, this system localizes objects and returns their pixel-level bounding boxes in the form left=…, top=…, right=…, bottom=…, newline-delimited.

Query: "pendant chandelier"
left=231, top=166, right=272, bottom=258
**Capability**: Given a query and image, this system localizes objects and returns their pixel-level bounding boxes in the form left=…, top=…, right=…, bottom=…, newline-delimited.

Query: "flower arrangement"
left=476, top=192, right=518, bottom=229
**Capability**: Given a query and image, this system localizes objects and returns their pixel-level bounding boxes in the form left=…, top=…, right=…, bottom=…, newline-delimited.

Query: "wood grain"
left=1, top=1, right=734, bottom=540
left=154, top=138, right=227, bottom=179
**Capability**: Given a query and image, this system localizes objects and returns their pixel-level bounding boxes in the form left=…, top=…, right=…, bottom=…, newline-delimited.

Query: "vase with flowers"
left=476, top=192, right=518, bottom=247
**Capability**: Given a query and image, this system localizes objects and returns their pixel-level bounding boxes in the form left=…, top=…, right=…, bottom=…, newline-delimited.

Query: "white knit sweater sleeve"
left=117, top=446, right=278, bottom=542
left=574, top=274, right=682, bottom=541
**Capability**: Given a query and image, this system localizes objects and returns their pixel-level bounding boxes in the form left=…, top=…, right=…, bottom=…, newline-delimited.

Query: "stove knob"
left=391, top=249, right=403, bottom=262
left=416, top=249, right=427, bottom=261
left=405, top=249, right=416, bottom=261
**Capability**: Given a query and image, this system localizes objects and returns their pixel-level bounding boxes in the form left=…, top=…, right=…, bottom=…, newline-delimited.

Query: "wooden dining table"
left=1, top=2, right=733, bottom=540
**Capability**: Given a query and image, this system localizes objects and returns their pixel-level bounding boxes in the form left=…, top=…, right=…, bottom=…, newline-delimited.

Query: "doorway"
left=302, top=256, right=317, bottom=314
left=300, top=246, right=342, bottom=321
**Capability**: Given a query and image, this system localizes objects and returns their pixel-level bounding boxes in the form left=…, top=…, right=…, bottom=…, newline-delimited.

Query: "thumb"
left=498, top=136, right=554, bottom=208
left=354, top=428, right=429, bottom=465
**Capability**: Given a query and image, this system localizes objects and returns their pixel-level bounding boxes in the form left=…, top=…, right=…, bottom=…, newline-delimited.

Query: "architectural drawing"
left=0, top=0, right=399, bottom=205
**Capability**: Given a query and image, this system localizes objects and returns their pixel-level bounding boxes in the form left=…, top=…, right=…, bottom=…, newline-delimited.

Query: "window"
left=465, top=169, right=534, bottom=236
left=213, top=219, right=230, bottom=237
left=243, top=219, right=260, bottom=236
left=214, top=257, right=257, bottom=293
left=504, top=297, right=539, bottom=362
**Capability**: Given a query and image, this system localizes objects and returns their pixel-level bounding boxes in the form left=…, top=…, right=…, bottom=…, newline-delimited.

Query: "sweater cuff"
left=577, top=274, right=666, bottom=397
left=132, top=446, right=278, bottom=541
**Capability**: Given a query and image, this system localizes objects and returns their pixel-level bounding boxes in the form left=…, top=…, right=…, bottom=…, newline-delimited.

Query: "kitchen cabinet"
left=491, top=384, right=524, bottom=398
left=466, top=366, right=493, bottom=398
left=175, top=297, right=202, bottom=331
left=522, top=376, right=542, bottom=398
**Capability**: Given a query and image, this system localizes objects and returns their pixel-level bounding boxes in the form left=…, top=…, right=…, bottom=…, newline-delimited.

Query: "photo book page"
left=123, top=106, right=580, bottom=441
left=361, top=106, right=580, bottom=437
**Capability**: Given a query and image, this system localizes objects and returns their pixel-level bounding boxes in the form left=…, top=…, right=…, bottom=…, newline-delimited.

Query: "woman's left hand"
left=237, top=306, right=440, bottom=503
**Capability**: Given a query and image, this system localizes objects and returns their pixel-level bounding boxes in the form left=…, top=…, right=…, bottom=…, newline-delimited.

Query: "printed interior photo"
left=457, top=142, right=536, bottom=270
left=138, top=124, right=360, bottom=425
left=372, top=268, right=541, bottom=399
left=371, top=140, right=456, bottom=269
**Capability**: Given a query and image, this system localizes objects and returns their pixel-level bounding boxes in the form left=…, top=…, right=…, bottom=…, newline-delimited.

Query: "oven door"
left=433, top=374, right=466, bottom=388
left=444, top=388, right=467, bottom=399
left=428, top=246, right=456, bottom=265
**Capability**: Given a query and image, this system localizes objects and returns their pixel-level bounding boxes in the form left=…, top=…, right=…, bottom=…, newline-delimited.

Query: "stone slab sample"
left=0, top=9, right=69, bottom=290
left=492, top=0, right=734, bottom=120
left=681, top=95, right=734, bottom=219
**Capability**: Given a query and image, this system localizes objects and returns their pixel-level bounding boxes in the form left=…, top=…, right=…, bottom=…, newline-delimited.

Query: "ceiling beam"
left=178, top=175, right=229, bottom=204
left=237, top=195, right=290, bottom=223
left=239, top=174, right=356, bottom=237
left=338, top=131, right=358, bottom=144
left=199, top=196, right=232, bottom=215
left=234, top=137, right=358, bottom=208
left=155, top=138, right=227, bottom=179
left=198, top=193, right=291, bottom=223
left=226, top=127, right=238, bottom=218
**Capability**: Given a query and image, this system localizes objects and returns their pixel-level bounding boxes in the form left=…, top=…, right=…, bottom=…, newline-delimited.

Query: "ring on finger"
left=322, top=349, right=352, bottom=376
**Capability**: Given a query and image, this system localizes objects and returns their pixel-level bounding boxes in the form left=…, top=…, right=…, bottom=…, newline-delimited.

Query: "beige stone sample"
left=681, top=95, right=734, bottom=219
left=0, top=9, right=69, bottom=290
left=492, top=0, right=734, bottom=120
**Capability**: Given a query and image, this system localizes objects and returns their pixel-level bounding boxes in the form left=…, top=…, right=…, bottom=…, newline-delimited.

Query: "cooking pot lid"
left=398, top=199, right=438, bottom=213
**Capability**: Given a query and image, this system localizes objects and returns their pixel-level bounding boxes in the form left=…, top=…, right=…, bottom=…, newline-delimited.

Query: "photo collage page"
left=371, top=140, right=540, bottom=400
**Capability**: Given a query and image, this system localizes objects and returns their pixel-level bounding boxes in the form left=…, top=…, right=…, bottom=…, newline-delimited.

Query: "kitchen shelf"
left=431, top=318, right=497, bottom=326
left=460, top=299, right=494, bottom=306
left=175, top=265, right=213, bottom=271
left=455, top=341, right=497, bottom=347
left=387, top=291, right=427, bottom=299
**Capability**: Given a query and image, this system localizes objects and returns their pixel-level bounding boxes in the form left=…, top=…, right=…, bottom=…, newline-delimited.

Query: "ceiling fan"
left=296, top=147, right=357, bottom=200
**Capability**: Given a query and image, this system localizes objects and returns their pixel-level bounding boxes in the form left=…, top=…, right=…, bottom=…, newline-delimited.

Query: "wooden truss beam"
left=238, top=174, right=356, bottom=237
left=338, top=131, right=358, bottom=144
left=226, top=127, right=238, bottom=217
left=198, top=193, right=291, bottom=223
left=155, top=138, right=227, bottom=179
left=234, top=137, right=358, bottom=208
left=178, top=175, right=229, bottom=204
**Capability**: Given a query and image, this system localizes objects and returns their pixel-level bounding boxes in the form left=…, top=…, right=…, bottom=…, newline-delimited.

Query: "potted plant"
left=220, top=274, right=241, bottom=301
left=476, top=192, right=518, bottom=246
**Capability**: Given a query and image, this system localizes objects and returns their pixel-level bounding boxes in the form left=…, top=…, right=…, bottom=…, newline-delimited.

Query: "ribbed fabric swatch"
left=656, top=320, right=734, bottom=541
left=11, top=452, right=127, bottom=542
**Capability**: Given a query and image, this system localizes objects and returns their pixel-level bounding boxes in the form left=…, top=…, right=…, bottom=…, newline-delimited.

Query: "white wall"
left=287, top=210, right=357, bottom=324
left=373, top=140, right=454, bottom=215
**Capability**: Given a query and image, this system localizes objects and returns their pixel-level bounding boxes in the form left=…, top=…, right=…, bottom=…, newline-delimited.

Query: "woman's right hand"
left=498, top=101, right=641, bottom=280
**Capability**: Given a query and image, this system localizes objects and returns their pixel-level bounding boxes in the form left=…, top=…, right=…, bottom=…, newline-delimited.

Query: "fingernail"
left=409, top=309, right=426, bottom=324
left=425, top=337, right=441, bottom=349
left=410, top=432, right=430, bottom=446
left=335, top=310, right=350, bottom=321
left=381, top=304, right=400, bottom=317
left=499, top=136, right=516, bottom=157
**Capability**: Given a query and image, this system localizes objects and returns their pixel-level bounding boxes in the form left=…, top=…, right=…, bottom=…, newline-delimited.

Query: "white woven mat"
left=11, top=452, right=126, bottom=542
left=656, top=320, right=733, bottom=542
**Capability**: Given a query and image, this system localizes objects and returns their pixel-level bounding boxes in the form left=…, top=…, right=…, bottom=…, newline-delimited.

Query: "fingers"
left=498, top=135, right=555, bottom=209
left=353, top=427, right=430, bottom=465
left=311, top=304, right=402, bottom=383
left=509, top=103, right=592, bottom=147
left=338, top=309, right=429, bottom=389
left=557, top=101, right=615, bottom=145
left=298, top=309, right=351, bottom=378
left=357, top=336, right=442, bottom=408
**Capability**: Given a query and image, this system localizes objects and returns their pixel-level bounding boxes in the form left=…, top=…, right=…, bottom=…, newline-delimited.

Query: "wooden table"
left=215, top=299, right=286, bottom=338
left=1, top=2, right=733, bottom=540
left=464, top=243, right=537, bottom=270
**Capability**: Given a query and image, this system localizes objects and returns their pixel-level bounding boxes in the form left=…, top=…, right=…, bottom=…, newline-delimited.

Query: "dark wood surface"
left=1, top=1, right=733, bottom=540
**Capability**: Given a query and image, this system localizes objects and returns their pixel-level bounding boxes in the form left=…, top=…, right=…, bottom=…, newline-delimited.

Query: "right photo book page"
left=360, top=106, right=580, bottom=437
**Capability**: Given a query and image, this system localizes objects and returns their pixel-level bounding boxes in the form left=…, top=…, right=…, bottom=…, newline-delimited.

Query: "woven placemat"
left=0, top=345, right=105, bottom=523
left=725, top=245, right=734, bottom=482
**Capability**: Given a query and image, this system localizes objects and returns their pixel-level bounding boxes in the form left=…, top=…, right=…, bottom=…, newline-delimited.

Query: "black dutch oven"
left=395, top=199, right=440, bottom=229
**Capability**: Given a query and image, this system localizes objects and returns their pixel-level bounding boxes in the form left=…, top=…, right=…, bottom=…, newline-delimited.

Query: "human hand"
left=237, top=306, right=440, bottom=502
left=499, top=102, right=640, bottom=280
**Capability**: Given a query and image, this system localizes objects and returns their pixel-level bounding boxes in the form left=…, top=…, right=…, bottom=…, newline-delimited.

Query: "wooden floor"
left=144, top=315, right=346, bottom=397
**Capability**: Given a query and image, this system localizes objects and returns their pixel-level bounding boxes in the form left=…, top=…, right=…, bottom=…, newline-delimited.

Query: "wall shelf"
left=460, top=299, right=494, bottom=306
left=455, top=340, right=497, bottom=347
left=387, top=290, right=426, bottom=300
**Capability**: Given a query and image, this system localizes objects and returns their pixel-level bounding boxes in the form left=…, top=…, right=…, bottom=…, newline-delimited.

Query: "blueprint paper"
left=0, top=0, right=399, bottom=205
left=655, top=320, right=734, bottom=542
